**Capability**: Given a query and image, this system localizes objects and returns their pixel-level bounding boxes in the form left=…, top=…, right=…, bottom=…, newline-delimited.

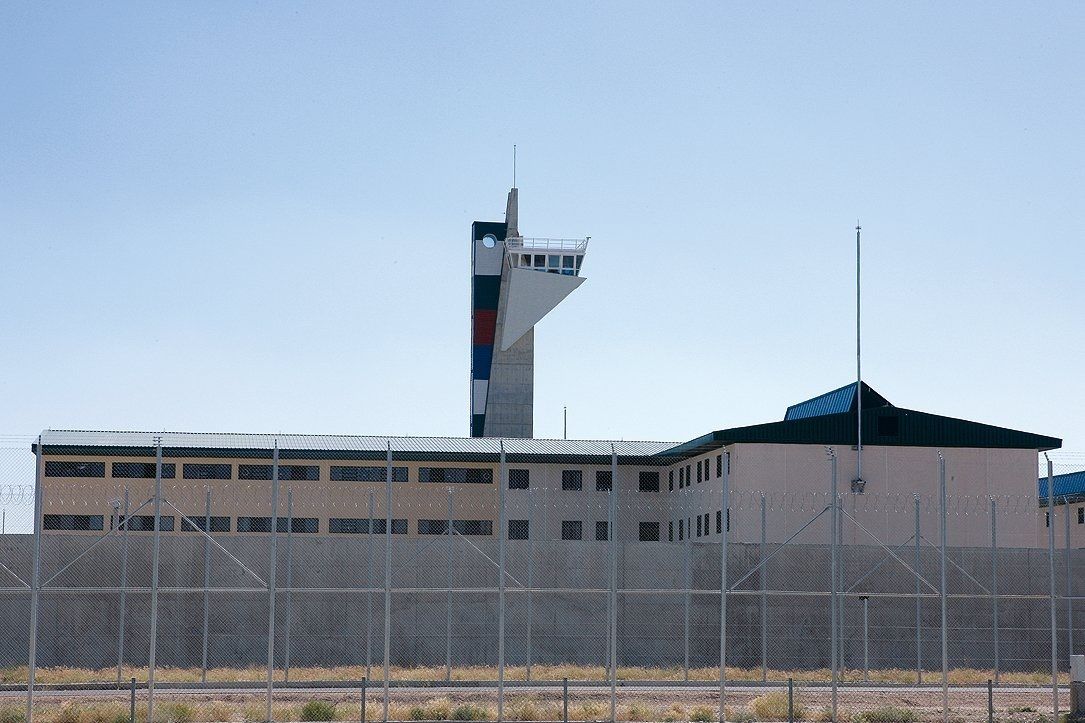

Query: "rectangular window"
left=639, top=521, right=660, bottom=542
left=287, top=518, right=319, bottom=533
left=639, top=471, right=660, bottom=492
left=181, top=516, right=231, bottom=533
left=239, top=464, right=271, bottom=480
left=703, top=512, right=710, bottom=534
left=508, top=468, right=530, bottom=489
left=562, top=470, right=583, bottom=491
left=716, top=510, right=722, bottom=534
left=239, top=465, right=319, bottom=481
left=716, top=454, right=723, bottom=478
left=417, top=519, right=493, bottom=536
left=45, top=461, right=105, bottom=478
left=1079, top=507, right=1084, bottom=524
left=678, top=467, right=685, bottom=488
left=112, top=462, right=176, bottom=479
left=595, top=520, right=609, bottom=541
left=1046, top=512, right=1050, bottom=528
left=669, top=471, right=674, bottom=492
left=697, top=461, right=702, bottom=483
left=117, top=515, right=175, bottom=532
left=330, top=518, right=370, bottom=534
left=668, top=521, right=674, bottom=542
left=237, top=516, right=318, bottom=533
left=418, top=467, right=493, bottom=484
left=330, top=466, right=408, bottom=482
left=372, top=518, right=408, bottom=535
left=595, top=470, right=612, bottom=492
left=508, top=519, right=529, bottom=540
left=678, top=519, right=684, bottom=541
left=43, top=514, right=104, bottom=531
left=696, top=516, right=702, bottom=537
left=562, top=520, right=583, bottom=540
left=686, top=465, right=691, bottom=486
left=183, top=463, right=232, bottom=480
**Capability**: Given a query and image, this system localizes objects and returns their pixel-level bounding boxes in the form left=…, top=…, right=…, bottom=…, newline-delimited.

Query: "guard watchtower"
left=469, top=188, right=588, bottom=437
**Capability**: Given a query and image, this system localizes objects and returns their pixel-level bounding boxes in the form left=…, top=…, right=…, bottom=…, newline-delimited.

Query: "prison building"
left=32, top=382, right=1060, bottom=548
left=1039, top=470, right=1085, bottom=547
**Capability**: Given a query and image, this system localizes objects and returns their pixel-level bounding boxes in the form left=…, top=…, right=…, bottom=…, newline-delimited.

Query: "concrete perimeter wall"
left=0, top=534, right=1079, bottom=675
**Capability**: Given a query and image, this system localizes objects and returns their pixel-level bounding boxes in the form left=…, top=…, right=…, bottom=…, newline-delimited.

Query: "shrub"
left=451, top=704, right=489, bottom=721
left=0, top=707, right=25, bottom=723
left=751, top=691, right=804, bottom=722
left=426, top=700, right=452, bottom=721
left=156, top=703, right=196, bottom=723
left=624, top=703, right=651, bottom=722
left=407, top=707, right=427, bottom=721
left=853, top=708, right=917, bottom=723
left=731, top=710, right=755, bottom=723
left=576, top=702, right=603, bottom=721
left=300, top=701, right=337, bottom=723
left=689, top=707, right=714, bottom=723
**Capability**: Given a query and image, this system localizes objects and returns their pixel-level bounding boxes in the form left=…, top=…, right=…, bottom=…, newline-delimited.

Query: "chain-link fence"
left=0, top=436, right=1082, bottom=723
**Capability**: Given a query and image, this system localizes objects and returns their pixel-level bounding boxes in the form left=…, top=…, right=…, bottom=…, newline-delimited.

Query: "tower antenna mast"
left=513, top=145, right=516, bottom=188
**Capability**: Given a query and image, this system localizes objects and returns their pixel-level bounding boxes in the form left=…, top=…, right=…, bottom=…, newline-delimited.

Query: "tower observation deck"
left=470, top=189, right=588, bottom=438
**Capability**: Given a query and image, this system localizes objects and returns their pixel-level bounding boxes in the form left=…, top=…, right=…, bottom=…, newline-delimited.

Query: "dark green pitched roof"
left=657, top=405, right=1061, bottom=459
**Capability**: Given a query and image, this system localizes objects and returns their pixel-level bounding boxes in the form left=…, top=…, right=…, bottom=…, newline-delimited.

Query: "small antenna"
left=513, top=144, right=517, bottom=188
left=563, top=405, right=567, bottom=440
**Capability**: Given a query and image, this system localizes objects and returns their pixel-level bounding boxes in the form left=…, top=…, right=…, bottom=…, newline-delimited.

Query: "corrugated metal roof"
left=784, top=384, right=857, bottom=421
left=36, top=430, right=676, bottom=463
left=783, top=382, right=893, bottom=421
left=1038, top=470, right=1085, bottom=504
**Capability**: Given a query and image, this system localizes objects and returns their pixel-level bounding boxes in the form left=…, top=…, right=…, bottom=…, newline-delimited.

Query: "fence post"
left=526, top=483, right=534, bottom=681
left=861, top=595, right=869, bottom=682
left=562, top=677, right=569, bottom=723
left=991, top=497, right=999, bottom=685
left=1071, top=655, right=1084, bottom=721
left=26, top=434, right=44, bottom=723
left=1067, top=494, right=1074, bottom=659
left=788, top=678, right=794, bottom=723
left=383, top=442, right=393, bottom=723
left=1047, top=458, right=1058, bottom=720
left=498, top=442, right=507, bottom=723
left=147, top=439, right=164, bottom=723
left=117, top=486, right=131, bottom=687
left=987, top=679, right=993, bottom=723
left=445, top=486, right=453, bottom=683
left=129, top=678, right=136, bottom=723
left=265, top=441, right=281, bottom=723
left=719, top=451, right=730, bottom=723
left=914, top=494, right=922, bottom=685
left=283, top=489, right=294, bottom=683
left=938, top=453, right=948, bottom=723
left=361, top=677, right=367, bottom=723
left=201, top=487, right=211, bottom=685
left=683, top=481, right=691, bottom=684
left=608, top=446, right=618, bottom=723
left=365, top=492, right=375, bottom=681
left=760, top=492, right=768, bottom=683
left=829, top=449, right=839, bottom=723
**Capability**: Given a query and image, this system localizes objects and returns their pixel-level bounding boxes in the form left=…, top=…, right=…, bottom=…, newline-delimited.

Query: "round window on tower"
left=482, top=234, right=497, bottom=248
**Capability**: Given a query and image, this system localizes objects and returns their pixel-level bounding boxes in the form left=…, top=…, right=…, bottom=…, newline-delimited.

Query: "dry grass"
left=750, top=691, right=805, bottom=721
left=3, top=663, right=1070, bottom=687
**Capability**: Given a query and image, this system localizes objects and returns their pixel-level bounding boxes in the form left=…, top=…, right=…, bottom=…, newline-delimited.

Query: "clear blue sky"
left=2, top=2, right=1082, bottom=454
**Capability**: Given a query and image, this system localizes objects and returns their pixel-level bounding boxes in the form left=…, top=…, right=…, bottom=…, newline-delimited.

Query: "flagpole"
left=856, top=220, right=863, bottom=487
